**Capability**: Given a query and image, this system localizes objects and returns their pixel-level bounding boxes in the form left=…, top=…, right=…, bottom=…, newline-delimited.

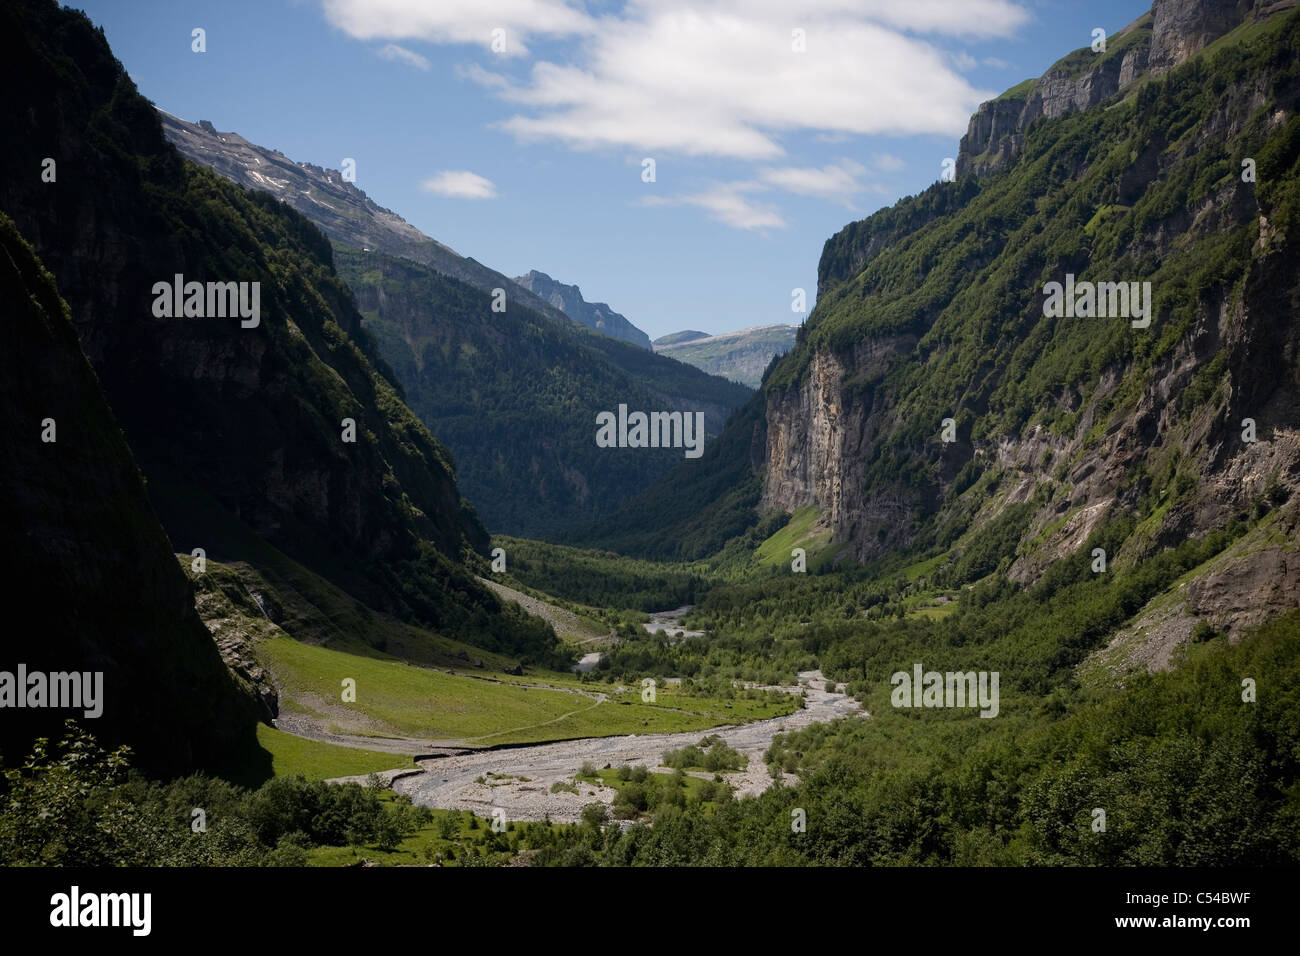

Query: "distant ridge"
left=513, top=269, right=654, bottom=350
left=653, top=325, right=798, bottom=388
left=157, top=110, right=579, bottom=328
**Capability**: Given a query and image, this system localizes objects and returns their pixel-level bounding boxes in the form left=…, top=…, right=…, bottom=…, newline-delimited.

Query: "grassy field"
left=257, top=635, right=800, bottom=747
left=262, top=635, right=591, bottom=741
left=580, top=767, right=717, bottom=799
left=477, top=575, right=614, bottom=646
left=755, top=505, right=833, bottom=568
left=253, top=723, right=413, bottom=779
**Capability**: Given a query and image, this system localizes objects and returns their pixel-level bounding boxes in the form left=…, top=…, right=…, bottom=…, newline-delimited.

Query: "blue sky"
left=74, top=0, right=1149, bottom=340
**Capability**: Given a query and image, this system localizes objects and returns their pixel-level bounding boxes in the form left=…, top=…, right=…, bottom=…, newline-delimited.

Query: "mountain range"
left=513, top=270, right=653, bottom=350
left=2, top=0, right=1297, bottom=859
left=158, top=111, right=751, bottom=537
left=583, top=0, right=1300, bottom=663
left=653, top=325, right=799, bottom=387
left=0, top=0, right=562, bottom=771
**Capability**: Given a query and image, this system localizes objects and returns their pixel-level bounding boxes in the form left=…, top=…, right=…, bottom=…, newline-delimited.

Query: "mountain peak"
left=513, top=269, right=653, bottom=350
left=958, top=0, right=1295, bottom=178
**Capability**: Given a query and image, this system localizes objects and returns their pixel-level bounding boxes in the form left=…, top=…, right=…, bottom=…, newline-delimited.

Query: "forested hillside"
left=0, top=211, right=261, bottom=775
left=337, top=245, right=749, bottom=536
left=597, top=4, right=1300, bottom=652
left=2, top=0, right=1296, bottom=878
left=0, top=0, right=564, bottom=723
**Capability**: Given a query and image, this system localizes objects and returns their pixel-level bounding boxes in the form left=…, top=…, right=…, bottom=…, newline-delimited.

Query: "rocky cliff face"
left=763, top=337, right=923, bottom=556
left=756, top=0, right=1300, bottom=656
left=957, top=0, right=1299, bottom=178
left=514, top=270, right=654, bottom=350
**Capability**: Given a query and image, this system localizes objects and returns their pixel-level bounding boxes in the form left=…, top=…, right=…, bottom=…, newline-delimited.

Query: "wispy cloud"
left=645, top=155, right=888, bottom=230
left=420, top=170, right=498, bottom=199
left=643, top=182, right=785, bottom=232
left=757, top=160, right=867, bottom=204
left=377, top=43, right=429, bottom=70
left=323, top=0, right=1026, bottom=159
left=322, top=0, right=595, bottom=56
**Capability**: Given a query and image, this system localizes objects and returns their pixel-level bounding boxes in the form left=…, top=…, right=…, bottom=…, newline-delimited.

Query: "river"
left=391, top=670, right=865, bottom=823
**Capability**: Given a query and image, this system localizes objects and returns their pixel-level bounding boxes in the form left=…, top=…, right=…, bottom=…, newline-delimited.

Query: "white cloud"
left=484, top=13, right=998, bottom=159
left=983, top=56, right=1013, bottom=69
left=757, top=160, right=867, bottom=203
left=647, top=157, right=881, bottom=229
left=952, top=50, right=977, bottom=71
left=746, top=0, right=1031, bottom=37
left=322, top=0, right=1026, bottom=159
left=377, top=43, right=430, bottom=70
left=871, top=152, right=906, bottom=172
left=420, top=170, right=499, bottom=199
left=644, top=182, right=786, bottom=231
left=321, top=0, right=595, bottom=56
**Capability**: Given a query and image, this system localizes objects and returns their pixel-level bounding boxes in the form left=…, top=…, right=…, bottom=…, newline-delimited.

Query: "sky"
left=73, top=0, right=1150, bottom=340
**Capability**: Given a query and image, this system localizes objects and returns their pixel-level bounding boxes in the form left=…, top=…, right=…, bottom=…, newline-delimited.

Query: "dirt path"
left=384, top=671, right=865, bottom=823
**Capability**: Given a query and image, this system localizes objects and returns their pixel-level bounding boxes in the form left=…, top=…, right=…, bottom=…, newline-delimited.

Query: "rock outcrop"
left=513, top=270, right=653, bottom=350
left=958, top=0, right=1300, bottom=178
left=753, top=0, right=1300, bottom=649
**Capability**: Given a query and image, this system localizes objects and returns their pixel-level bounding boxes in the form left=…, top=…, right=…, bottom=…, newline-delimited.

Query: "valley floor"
left=383, top=671, right=862, bottom=823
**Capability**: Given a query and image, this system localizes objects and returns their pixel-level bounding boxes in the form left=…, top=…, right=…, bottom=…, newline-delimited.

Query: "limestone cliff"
left=755, top=0, right=1300, bottom=662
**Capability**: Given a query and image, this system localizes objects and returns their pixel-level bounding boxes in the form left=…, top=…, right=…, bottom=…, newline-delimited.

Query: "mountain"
left=653, top=325, right=799, bottom=387
left=0, top=210, right=261, bottom=776
left=0, top=0, right=562, bottom=716
left=334, top=245, right=750, bottom=537
left=157, top=111, right=579, bottom=328
left=655, top=330, right=710, bottom=346
left=954, top=0, right=1298, bottom=180
left=513, top=270, right=653, bottom=349
left=158, top=113, right=751, bottom=537
left=586, top=0, right=1300, bottom=653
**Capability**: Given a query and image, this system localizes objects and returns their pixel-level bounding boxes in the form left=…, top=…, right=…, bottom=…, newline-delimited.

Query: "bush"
left=615, top=782, right=649, bottom=813
left=663, top=737, right=746, bottom=772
